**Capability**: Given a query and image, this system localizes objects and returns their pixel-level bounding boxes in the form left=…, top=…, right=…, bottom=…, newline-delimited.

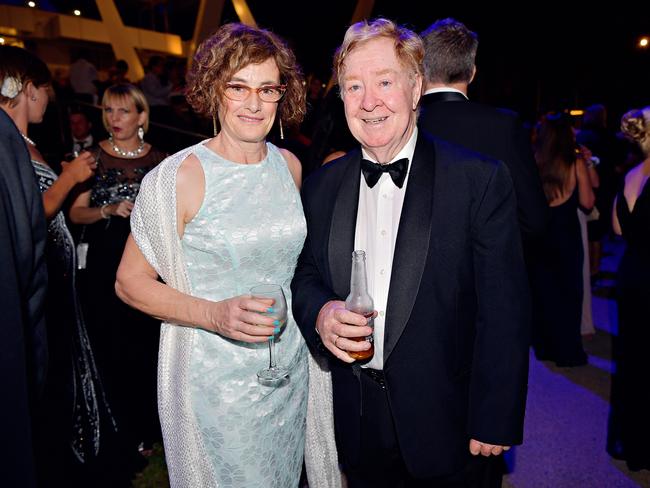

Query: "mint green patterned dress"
left=180, top=143, right=308, bottom=487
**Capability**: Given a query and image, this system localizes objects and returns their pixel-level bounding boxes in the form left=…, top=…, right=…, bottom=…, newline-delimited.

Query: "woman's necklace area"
left=109, top=135, right=145, bottom=158
left=20, top=132, right=36, bottom=146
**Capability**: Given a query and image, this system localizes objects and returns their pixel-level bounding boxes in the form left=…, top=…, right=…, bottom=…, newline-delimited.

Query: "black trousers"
left=344, top=370, right=502, bottom=488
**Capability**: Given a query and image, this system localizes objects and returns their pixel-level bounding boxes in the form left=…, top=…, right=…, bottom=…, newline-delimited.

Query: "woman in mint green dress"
left=115, top=24, right=313, bottom=487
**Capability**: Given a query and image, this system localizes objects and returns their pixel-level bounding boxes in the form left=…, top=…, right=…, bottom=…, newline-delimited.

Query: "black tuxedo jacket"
left=418, top=91, right=548, bottom=241
left=0, top=109, right=48, bottom=487
left=292, top=132, right=530, bottom=478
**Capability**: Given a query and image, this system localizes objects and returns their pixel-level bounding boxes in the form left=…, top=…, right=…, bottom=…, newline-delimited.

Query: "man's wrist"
left=315, top=299, right=341, bottom=336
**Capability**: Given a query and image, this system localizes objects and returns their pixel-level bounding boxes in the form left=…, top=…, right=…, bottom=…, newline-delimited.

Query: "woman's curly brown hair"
left=186, top=23, right=306, bottom=126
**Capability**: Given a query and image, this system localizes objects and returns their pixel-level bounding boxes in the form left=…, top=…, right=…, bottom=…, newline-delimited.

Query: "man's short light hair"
left=333, top=18, right=424, bottom=88
left=421, top=18, right=478, bottom=85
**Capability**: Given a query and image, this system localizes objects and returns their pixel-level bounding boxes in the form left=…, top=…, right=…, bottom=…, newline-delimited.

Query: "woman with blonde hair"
left=607, top=107, right=650, bottom=472
left=69, top=83, right=166, bottom=474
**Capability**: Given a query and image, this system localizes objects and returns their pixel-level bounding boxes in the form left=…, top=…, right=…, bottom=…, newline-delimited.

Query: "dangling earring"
left=212, top=115, right=218, bottom=136
left=137, top=126, right=144, bottom=142
left=279, top=118, right=284, bottom=140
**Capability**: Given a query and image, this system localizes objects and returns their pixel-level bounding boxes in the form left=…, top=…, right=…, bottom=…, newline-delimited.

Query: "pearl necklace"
left=20, top=132, right=36, bottom=146
left=109, top=135, right=145, bottom=158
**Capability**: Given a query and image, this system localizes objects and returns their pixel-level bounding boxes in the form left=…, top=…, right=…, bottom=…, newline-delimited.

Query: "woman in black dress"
left=531, top=113, right=595, bottom=367
left=70, top=84, right=166, bottom=473
left=0, top=45, right=112, bottom=487
left=607, top=107, right=650, bottom=471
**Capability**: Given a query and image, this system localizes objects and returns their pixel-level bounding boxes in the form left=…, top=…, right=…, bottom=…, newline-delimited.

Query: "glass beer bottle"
left=345, top=250, right=374, bottom=360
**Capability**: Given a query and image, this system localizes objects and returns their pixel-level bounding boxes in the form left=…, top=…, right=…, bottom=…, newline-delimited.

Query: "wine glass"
left=250, top=284, right=289, bottom=385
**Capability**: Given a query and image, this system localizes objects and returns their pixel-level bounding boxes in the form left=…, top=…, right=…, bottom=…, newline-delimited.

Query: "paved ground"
left=504, top=237, right=650, bottom=488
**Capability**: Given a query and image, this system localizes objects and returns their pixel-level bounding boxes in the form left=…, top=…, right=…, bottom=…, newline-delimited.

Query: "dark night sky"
left=6, top=0, right=650, bottom=122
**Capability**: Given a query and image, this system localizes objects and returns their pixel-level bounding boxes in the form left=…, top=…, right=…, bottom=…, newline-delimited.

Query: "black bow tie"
left=361, top=158, right=409, bottom=188
left=73, top=139, right=91, bottom=150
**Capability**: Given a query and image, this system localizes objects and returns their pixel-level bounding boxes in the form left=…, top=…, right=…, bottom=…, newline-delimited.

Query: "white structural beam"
left=95, top=0, right=145, bottom=81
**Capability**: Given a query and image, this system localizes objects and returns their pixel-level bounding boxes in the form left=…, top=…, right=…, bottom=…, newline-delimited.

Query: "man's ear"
left=412, top=73, right=423, bottom=111
left=469, top=65, right=477, bottom=84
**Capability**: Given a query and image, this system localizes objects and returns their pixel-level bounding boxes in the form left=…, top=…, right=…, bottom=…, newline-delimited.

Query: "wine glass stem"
left=268, top=337, right=276, bottom=369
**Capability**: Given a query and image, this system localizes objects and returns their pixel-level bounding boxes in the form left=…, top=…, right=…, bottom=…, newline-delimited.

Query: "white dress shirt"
left=72, top=134, right=94, bottom=154
left=354, top=128, right=418, bottom=370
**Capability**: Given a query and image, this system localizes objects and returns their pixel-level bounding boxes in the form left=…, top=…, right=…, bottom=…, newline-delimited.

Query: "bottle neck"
left=350, top=252, right=368, bottom=293
left=346, top=250, right=373, bottom=313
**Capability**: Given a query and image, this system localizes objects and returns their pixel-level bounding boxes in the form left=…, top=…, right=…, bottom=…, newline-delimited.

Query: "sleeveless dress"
left=531, top=188, right=587, bottom=366
left=607, top=179, right=650, bottom=471
left=173, top=143, right=309, bottom=487
left=30, top=160, right=114, bottom=484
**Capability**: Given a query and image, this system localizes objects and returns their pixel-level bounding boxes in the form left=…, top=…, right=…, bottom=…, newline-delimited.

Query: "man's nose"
left=361, top=88, right=380, bottom=111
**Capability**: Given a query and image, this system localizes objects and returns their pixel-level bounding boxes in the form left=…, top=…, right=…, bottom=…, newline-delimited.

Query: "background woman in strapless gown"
left=607, top=107, right=650, bottom=471
left=0, top=45, right=113, bottom=487
left=115, top=24, right=309, bottom=487
left=531, top=113, right=595, bottom=367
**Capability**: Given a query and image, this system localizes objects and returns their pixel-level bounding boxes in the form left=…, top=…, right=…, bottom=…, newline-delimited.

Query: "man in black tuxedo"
left=0, top=108, right=48, bottom=487
left=418, top=18, right=548, bottom=242
left=292, top=18, right=530, bottom=487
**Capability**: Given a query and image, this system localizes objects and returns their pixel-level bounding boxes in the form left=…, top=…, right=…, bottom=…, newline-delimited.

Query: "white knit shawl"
left=131, top=141, right=342, bottom=488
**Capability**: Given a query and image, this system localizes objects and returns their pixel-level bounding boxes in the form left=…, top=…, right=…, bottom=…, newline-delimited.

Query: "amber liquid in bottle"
left=347, top=311, right=375, bottom=360
left=345, top=251, right=374, bottom=361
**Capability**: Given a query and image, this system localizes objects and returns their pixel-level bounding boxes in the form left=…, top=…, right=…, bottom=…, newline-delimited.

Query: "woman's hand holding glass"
left=250, top=284, right=289, bottom=384
left=207, top=295, right=277, bottom=343
left=60, top=150, right=96, bottom=184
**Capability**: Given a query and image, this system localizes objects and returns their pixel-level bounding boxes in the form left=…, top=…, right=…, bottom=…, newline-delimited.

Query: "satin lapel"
left=383, top=134, right=436, bottom=362
left=327, top=151, right=361, bottom=299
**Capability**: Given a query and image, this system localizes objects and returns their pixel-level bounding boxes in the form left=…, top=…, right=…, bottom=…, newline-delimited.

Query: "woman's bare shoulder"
left=278, top=147, right=302, bottom=188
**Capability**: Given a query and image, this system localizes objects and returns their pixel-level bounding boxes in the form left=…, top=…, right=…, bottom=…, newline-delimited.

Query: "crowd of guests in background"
left=1, top=46, right=168, bottom=487
left=1, top=14, right=648, bottom=488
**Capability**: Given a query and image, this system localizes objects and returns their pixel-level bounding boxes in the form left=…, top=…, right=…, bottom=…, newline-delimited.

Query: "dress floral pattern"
left=179, top=143, right=308, bottom=487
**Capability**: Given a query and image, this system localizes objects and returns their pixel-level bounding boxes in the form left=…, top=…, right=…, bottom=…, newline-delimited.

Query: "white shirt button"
left=380, top=229, right=387, bottom=236
left=379, top=311, right=385, bottom=317
left=379, top=268, right=386, bottom=275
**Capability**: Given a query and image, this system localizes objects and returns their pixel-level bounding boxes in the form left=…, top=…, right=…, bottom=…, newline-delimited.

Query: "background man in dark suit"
left=67, top=105, right=97, bottom=158
left=292, top=18, right=530, bottom=487
left=0, top=107, right=48, bottom=488
left=418, top=18, right=548, bottom=243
